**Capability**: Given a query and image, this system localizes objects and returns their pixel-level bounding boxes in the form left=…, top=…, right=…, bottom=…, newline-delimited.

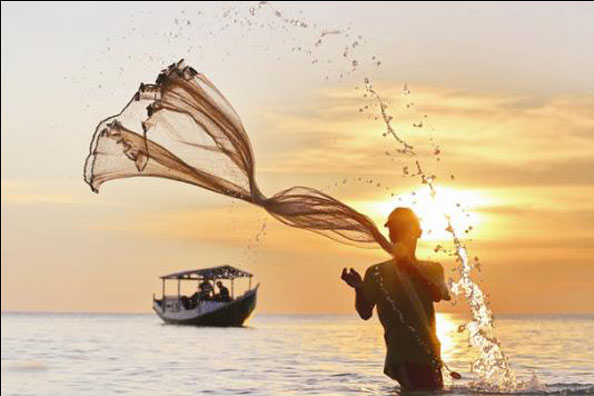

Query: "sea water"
left=1, top=312, right=593, bottom=395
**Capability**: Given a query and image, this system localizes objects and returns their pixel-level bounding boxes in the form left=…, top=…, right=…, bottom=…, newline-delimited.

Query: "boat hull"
left=153, top=287, right=258, bottom=327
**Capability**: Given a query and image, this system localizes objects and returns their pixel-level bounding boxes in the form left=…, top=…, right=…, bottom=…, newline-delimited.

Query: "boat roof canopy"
left=160, top=265, right=253, bottom=280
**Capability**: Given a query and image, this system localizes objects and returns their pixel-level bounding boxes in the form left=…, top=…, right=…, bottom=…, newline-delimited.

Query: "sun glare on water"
left=435, top=313, right=463, bottom=361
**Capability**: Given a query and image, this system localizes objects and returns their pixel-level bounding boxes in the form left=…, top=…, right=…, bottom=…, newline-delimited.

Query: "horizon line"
left=2, top=310, right=593, bottom=317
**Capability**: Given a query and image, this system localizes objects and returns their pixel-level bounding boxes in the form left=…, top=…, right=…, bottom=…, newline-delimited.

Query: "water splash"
left=363, top=77, right=518, bottom=391
left=447, top=215, right=517, bottom=390
left=363, top=78, right=415, bottom=155
left=241, top=217, right=268, bottom=271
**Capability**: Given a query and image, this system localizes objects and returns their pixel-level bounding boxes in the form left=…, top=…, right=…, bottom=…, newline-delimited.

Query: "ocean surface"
left=1, top=313, right=593, bottom=396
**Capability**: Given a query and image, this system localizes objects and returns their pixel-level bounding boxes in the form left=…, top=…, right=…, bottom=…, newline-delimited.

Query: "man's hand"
left=342, top=267, right=374, bottom=320
left=341, top=267, right=363, bottom=289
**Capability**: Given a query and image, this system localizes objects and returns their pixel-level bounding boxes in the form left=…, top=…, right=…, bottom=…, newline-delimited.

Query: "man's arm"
left=354, top=286, right=374, bottom=320
left=341, top=268, right=375, bottom=320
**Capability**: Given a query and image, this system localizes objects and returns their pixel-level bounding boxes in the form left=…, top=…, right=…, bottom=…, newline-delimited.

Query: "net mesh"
left=84, top=60, right=392, bottom=253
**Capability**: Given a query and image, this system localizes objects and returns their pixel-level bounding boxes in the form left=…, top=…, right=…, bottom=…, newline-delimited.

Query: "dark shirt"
left=362, top=259, right=448, bottom=378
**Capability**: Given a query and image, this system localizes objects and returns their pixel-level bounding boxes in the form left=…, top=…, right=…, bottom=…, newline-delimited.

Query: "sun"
left=358, top=185, right=489, bottom=241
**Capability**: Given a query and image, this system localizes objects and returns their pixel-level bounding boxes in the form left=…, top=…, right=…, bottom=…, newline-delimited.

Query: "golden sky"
left=1, top=2, right=593, bottom=314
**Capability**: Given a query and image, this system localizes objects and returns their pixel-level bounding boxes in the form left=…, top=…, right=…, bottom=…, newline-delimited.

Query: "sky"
left=1, top=1, right=593, bottom=315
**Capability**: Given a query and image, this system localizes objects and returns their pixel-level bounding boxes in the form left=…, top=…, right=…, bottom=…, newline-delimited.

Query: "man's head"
left=216, top=281, right=223, bottom=288
left=385, top=207, right=422, bottom=244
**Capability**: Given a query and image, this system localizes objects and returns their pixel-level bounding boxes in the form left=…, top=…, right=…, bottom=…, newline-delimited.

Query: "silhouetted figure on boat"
left=341, top=207, right=450, bottom=392
left=215, top=281, right=231, bottom=302
left=180, top=294, right=192, bottom=309
left=181, top=289, right=202, bottom=309
left=189, top=290, right=200, bottom=307
left=198, top=279, right=214, bottom=301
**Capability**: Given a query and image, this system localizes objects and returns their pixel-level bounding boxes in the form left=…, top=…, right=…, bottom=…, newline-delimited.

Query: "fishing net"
left=84, top=60, right=393, bottom=253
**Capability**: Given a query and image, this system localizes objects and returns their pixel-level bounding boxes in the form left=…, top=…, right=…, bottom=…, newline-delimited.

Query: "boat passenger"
left=215, top=281, right=231, bottom=302
left=198, top=279, right=214, bottom=300
left=181, top=295, right=192, bottom=309
left=189, top=291, right=200, bottom=308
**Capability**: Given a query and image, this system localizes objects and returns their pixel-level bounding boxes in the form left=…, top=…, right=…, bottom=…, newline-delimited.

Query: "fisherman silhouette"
left=341, top=207, right=451, bottom=392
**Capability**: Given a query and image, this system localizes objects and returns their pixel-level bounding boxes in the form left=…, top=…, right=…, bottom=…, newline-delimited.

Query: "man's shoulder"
left=418, top=260, right=443, bottom=272
left=418, top=260, right=450, bottom=300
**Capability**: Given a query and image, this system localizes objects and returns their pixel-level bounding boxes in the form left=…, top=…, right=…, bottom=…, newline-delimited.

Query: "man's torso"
left=362, top=259, right=443, bottom=373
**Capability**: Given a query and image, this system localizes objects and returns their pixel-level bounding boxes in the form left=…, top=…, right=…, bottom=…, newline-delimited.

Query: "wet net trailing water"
left=84, top=2, right=522, bottom=392
left=84, top=61, right=394, bottom=253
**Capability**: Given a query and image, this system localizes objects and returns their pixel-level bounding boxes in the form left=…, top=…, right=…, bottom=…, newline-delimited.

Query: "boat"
left=153, top=265, right=258, bottom=327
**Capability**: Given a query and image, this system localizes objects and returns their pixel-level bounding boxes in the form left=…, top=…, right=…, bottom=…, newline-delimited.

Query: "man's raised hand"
left=341, top=267, right=363, bottom=289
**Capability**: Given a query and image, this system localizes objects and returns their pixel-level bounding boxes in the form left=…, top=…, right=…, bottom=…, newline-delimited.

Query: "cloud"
left=1, top=181, right=84, bottom=205
left=445, top=155, right=594, bottom=187
left=252, top=84, right=594, bottom=193
left=470, top=236, right=594, bottom=251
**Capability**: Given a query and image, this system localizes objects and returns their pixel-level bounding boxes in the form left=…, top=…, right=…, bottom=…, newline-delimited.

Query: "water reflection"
left=436, top=313, right=459, bottom=361
left=2, top=313, right=593, bottom=396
